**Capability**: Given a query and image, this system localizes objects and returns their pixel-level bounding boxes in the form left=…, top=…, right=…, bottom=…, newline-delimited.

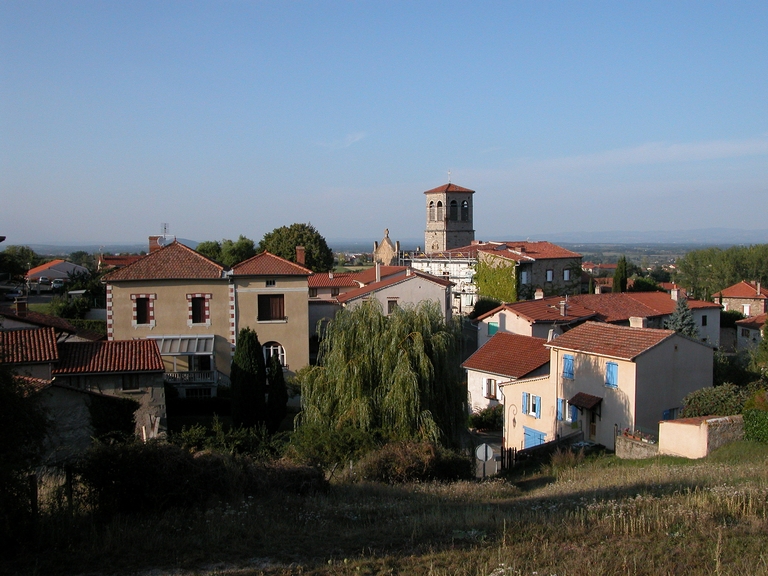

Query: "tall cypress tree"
left=231, top=328, right=267, bottom=428
left=266, top=353, right=289, bottom=434
left=612, top=256, right=628, bottom=293
left=665, top=297, right=699, bottom=339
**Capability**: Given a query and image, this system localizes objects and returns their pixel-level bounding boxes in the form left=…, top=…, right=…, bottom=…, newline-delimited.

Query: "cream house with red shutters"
left=104, top=241, right=311, bottom=398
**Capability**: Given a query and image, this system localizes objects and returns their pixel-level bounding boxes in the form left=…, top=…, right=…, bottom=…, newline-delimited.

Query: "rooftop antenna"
left=447, top=169, right=451, bottom=183
left=157, top=223, right=175, bottom=247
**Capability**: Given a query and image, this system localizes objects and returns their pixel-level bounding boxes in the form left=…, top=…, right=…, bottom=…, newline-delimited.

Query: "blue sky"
left=2, top=1, right=767, bottom=246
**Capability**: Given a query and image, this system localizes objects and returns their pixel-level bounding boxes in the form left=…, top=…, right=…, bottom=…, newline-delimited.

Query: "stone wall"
left=615, top=434, right=659, bottom=459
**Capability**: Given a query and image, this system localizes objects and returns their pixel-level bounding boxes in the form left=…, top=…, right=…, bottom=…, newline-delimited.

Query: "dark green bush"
left=743, top=389, right=768, bottom=443
left=353, top=441, right=473, bottom=484
left=682, top=384, right=749, bottom=417
left=286, top=424, right=378, bottom=472
left=468, top=405, right=503, bottom=431
left=77, top=440, right=328, bottom=516
left=171, top=417, right=282, bottom=460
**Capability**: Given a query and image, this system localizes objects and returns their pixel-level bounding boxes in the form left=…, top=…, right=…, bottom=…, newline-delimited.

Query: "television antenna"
left=157, top=223, right=175, bottom=247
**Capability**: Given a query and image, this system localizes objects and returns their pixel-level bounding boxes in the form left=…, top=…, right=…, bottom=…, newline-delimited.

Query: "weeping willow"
left=297, top=300, right=467, bottom=447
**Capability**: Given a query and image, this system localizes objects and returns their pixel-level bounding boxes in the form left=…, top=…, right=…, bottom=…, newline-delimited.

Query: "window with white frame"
left=743, top=304, right=751, bottom=316
left=484, top=378, right=497, bottom=399
left=605, top=361, right=618, bottom=388
left=522, top=391, right=541, bottom=418
left=563, top=269, right=571, bottom=281
left=546, top=269, right=554, bottom=282
left=263, top=341, right=286, bottom=367
left=520, top=270, right=530, bottom=285
left=187, top=293, right=211, bottom=326
left=558, top=398, right=578, bottom=422
left=131, top=294, right=156, bottom=327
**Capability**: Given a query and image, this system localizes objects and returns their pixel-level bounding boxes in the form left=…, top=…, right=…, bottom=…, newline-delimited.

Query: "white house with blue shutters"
left=500, top=321, right=713, bottom=451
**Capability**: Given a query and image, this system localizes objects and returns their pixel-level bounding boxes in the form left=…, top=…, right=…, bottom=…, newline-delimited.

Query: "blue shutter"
left=605, top=362, right=618, bottom=388
left=557, top=398, right=564, bottom=421
left=570, top=405, right=579, bottom=422
left=522, top=391, right=529, bottom=415
left=563, top=355, right=574, bottom=379
left=535, top=396, right=541, bottom=419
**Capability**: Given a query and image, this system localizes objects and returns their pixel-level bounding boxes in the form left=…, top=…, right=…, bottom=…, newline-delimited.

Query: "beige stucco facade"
left=342, top=275, right=453, bottom=322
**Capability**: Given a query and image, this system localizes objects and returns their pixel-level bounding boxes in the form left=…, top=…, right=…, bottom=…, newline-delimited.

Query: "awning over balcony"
left=148, top=335, right=214, bottom=356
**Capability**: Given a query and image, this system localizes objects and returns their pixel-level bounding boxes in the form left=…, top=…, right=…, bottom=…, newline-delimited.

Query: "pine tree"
left=612, top=256, right=628, bottom=293
left=266, top=353, right=289, bottom=434
left=664, top=297, right=699, bottom=339
left=298, top=300, right=467, bottom=447
left=230, top=328, right=267, bottom=428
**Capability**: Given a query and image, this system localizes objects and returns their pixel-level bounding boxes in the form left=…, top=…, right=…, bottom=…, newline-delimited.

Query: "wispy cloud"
left=317, top=132, right=367, bottom=150
left=519, top=136, right=768, bottom=172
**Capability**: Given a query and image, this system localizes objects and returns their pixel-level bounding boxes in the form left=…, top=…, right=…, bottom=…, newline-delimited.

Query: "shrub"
left=682, top=384, right=749, bottom=417
left=286, top=424, right=378, bottom=473
left=743, top=389, right=768, bottom=443
left=352, top=441, right=473, bottom=484
left=171, top=416, right=282, bottom=460
left=468, top=405, right=503, bottom=431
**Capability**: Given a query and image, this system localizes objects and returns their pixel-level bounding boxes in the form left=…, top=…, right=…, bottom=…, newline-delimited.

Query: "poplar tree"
left=231, top=328, right=267, bottom=428
left=612, top=256, right=628, bottom=293
left=297, top=300, right=467, bottom=447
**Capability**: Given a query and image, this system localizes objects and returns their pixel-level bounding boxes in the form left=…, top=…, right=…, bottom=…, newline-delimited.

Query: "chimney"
left=534, top=288, right=544, bottom=300
left=15, top=299, right=27, bottom=317
left=329, top=271, right=333, bottom=280
left=148, top=235, right=163, bottom=253
left=375, top=262, right=381, bottom=283
left=295, top=246, right=306, bottom=266
left=559, top=300, right=567, bottom=317
left=629, top=316, right=648, bottom=328
left=670, top=288, right=679, bottom=301
left=406, top=268, right=412, bottom=276
left=515, top=245, right=525, bottom=253
left=757, top=281, right=761, bottom=295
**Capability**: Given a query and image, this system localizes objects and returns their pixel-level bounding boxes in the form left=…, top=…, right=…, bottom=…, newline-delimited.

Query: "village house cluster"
left=2, top=181, right=763, bottom=461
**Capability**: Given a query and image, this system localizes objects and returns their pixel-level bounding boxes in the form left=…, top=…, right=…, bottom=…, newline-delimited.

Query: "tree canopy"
left=0, top=245, right=40, bottom=278
left=196, top=235, right=257, bottom=267
left=230, top=328, right=267, bottom=428
left=675, top=244, right=768, bottom=301
left=257, top=223, right=333, bottom=272
left=665, top=297, right=699, bottom=339
left=297, top=300, right=467, bottom=448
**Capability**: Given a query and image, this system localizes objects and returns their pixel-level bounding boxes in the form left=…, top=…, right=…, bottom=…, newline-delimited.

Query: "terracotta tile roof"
left=569, top=392, right=603, bottom=410
left=16, top=375, right=54, bottom=394
left=568, top=293, right=719, bottom=323
left=0, top=306, right=77, bottom=333
left=99, top=254, right=143, bottom=269
left=336, top=270, right=451, bottom=304
left=53, top=340, right=164, bottom=374
left=423, top=183, right=475, bottom=194
left=716, top=281, right=768, bottom=300
left=103, top=241, right=226, bottom=281
left=0, top=327, right=59, bottom=364
left=308, top=272, right=359, bottom=288
left=462, top=333, right=549, bottom=379
left=27, top=259, right=66, bottom=276
left=477, top=241, right=582, bottom=262
left=475, top=297, right=597, bottom=324
left=736, top=313, right=767, bottom=331
left=349, top=266, right=408, bottom=286
left=231, top=251, right=312, bottom=276
left=546, top=321, right=675, bottom=360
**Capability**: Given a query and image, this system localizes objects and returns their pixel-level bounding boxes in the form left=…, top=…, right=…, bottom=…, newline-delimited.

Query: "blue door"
left=523, top=426, right=546, bottom=449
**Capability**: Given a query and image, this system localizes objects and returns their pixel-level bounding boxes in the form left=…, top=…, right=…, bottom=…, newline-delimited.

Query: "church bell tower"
left=423, top=183, right=475, bottom=253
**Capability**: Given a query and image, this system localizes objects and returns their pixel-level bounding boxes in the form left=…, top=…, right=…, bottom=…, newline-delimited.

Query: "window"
left=743, top=304, right=751, bottom=316
left=461, top=200, right=469, bottom=221
left=484, top=378, right=497, bottom=399
left=557, top=398, right=564, bottom=421
left=488, top=321, right=498, bottom=336
left=309, top=288, right=318, bottom=298
left=136, top=298, right=150, bottom=324
left=522, top=392, right=541, bottom=418
left=563, top=269, right=571, bottom=281
left=263, top=341, right=286, bottom=366
left=331, top=287, right=340, bottom=297
left=266, top=279, right=276, bottom=287
left=742, top=328, right=751, bottom=337
left=520, top=270, right=530, bottom=285
left=428, top=201, right=436, bottom=221
left=546, top=269, right=554, bottom=282
left=258, top=294, right=285, bottom=321
left=701, top=315, right=707, bottom=327
left=387, top=300, right=398, bottom=315
left=436, top=201, right=444, bottom=221
left=191, top=297, right=205, bottom=324
left=186, top=388, right=211, bottom=399
left=122, top=374, right=140, bottom=391
left=562, top=354, right=574, bottom=380
left=449, top=200, right=458, bottom=221
left=605, top=362, right=618, bottom=389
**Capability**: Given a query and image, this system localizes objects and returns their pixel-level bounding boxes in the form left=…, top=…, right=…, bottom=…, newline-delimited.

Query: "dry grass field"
left=12, top=441, right=768, bottom=576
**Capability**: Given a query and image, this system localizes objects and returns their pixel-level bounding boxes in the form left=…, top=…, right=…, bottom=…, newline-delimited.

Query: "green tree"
left=195, top=240, right=223, bottom=262
left=753, top=322, right=768, bottom=373
left=257, top=223, right=333, bottom=272
left=612, top=256, right=628, bottom=293
left=665, top=297, right=699, bottom=339
left=266, top=354, right=289, bottom=434
left=627, top=277, right=664, bottom=292
left=0, top=366, right=49, bottom=542
left=0, top=245, right=40, bottom=278
left=298, top=300, right=467, bottom=449
left=230, top=328, right=267, bottom=428
left=69, top=250, right=96, bottom=271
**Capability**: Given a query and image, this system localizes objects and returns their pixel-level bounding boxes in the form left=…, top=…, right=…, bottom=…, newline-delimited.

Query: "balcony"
left=165, top=371, right=216, bottom=386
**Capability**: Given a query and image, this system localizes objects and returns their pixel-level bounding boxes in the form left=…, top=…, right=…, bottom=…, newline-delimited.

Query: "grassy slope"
left=16, top=441, right=768, bottom=576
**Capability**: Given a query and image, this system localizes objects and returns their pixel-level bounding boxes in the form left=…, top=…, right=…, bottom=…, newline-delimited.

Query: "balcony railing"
left=165, top=371, right=216, bottom=385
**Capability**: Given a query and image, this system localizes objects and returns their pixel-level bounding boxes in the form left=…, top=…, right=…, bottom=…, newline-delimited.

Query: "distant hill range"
left=7, top=228, right=768, bottom=257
